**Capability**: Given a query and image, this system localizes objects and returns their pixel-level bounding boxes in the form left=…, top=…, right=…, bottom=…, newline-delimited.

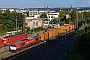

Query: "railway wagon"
left=39, top=30, right=54, bottom=41
left=39, top=25, right=70, bottom=41
left=39, top=32, right=45, bottom=41
left=57, top=27, right=63, bottom=35
left=52, top=29, right=59, bottom=37
left=2, top=33, right=28, bottom=45
left=48, top=30, right=53, bottom=39
left=0, top=39, right=4, bottom=47
left=61, top=26, right=67, bottom=33
left=44, top=31, right=49, bottom=40
left=39, top=29, right=59, bottom=41
left=65, top=25, right=70, bottom=31
left=9, top=36, right=40, bottom=51
left=72, top=25, right=75, bottom=30
left=69, top=25, right=74, bottom=30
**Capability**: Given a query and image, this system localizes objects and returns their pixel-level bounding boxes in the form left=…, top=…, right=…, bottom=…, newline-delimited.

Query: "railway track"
left=15, top=34, right=74, bottom=60
left=14, top=37, right=62, bottom=60
left=0, top=31, right=73, bottom=58
left=1, top=30, right=75, bottom=60
left=45, top=40, right=74, bottom=60
left=0, top=41, right=45, bottom=60
left=52, top=45, right=73, bottom=60
left=35, top=38, right=74, bottom=60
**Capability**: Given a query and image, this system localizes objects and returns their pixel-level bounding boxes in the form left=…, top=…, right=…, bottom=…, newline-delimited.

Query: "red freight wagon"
left=3, top=33, right=28, bottom=45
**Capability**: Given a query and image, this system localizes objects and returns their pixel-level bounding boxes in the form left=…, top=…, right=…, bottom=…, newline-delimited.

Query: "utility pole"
left=82, top=12, right=83, bottom=20
left=51, top=11, right=53, bottom=28
left=16, top=16, right=18, bottom=32
left=47, top=8, right=49, bottom=27
left=42, top=12, right=44, bottom=28
left=33, top=19, right=34, bottom=34
left=57, top=18, right=58, bottom=28
left=59, top=9, right=60, bottom=25
left=23, top=14, right=26, bottom=33
left=76, top=11, right=78, bottom=29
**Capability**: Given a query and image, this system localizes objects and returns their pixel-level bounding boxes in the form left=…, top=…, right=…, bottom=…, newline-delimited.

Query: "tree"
left=49, top=18, right=58, bottom=24
left=40, top=13, right=47, bottom=18
left=40, top=13, right=48, bottom=27
left=58, top=10, right=67, bottom=22
left=83, top=11, right=90, bottom=20
left=70, top=10, right=76, bottom=22
left=0, top=10, right=24, bottom=34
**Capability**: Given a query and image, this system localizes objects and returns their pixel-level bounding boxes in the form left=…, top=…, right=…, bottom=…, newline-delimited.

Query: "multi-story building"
left=47, top=12, right=59, bottom=21
left=28, top=10, right=49, bottom=17
left=29, top=10, right=38, bottom=17
left=25, top=17, right=42, bottom=30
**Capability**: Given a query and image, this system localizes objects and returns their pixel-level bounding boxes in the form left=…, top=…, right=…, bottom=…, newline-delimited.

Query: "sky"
left=0, top=0, right=90, bottom=8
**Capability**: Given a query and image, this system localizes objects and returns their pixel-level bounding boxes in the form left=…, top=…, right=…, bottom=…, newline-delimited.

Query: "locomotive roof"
left=4, top=33, right=26, bottom=38
left=12, top=39, right=27, bottom=44
left=12, top=36, right=37, bottom=45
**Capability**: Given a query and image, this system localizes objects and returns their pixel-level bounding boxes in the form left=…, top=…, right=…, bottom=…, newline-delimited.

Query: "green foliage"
left=0, top=10, right=24, bottom=35
left=40, top=13, right=47, bottom=18
left=78, top=12, right=82, bottom=22
left=58, top=10, right=67, bottom=21
left=64, top=24, right=90, bottom=60
left=49, top=18, right=58, bottom=24
left=83, top=11, right=90, bottom=20
left=30, top=27, right=43, bottom=34
left=70, top=10, right=76, bottom=22
left=26, top=27, right=31, bottom=34
left=48, top=26, right=52, bottom=29
left=70, top=10, right=82, bottom=23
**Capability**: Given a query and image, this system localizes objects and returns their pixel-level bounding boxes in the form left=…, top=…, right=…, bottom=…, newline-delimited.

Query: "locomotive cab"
left=9, top=45, right=17, bottom=51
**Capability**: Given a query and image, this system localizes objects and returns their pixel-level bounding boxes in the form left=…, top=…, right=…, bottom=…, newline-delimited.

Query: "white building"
left=0, top=9, right=15, bottom=13
left=16, top=9, right=28, bottom=17
left=28, top=10, right=49, bottom=17
left=47, top=12, right=59, bottom=21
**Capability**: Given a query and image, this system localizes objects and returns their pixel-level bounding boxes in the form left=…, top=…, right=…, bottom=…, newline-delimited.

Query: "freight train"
left=9, top=24, right=74, bottom=51
left=0, top=33, right=28, bottom=47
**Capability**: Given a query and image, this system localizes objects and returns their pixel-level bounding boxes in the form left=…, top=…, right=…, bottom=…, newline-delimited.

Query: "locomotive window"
left=21, top=43, right=25, bottom=46
left=36, top=38, right=39, bottom=41
left=11, top=45, right=15, bottom=47
left=2, top=40, right=4, bottom=42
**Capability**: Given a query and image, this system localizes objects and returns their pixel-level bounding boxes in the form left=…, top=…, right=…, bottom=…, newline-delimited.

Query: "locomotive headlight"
left=10, top=46, right=16, bottom=50
left=3, top=39, right=6, bottom=40
left=27, top=41, right=28, bottom=44
left=4, top=41, right=6, bottom=43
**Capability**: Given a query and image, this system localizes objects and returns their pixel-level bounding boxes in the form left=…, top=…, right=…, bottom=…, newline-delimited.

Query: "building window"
left=49, top=16, right=50, bottom=18
left=51, top=16, right=53, bottom=18
left=36, top=22, right=38, bottom=26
